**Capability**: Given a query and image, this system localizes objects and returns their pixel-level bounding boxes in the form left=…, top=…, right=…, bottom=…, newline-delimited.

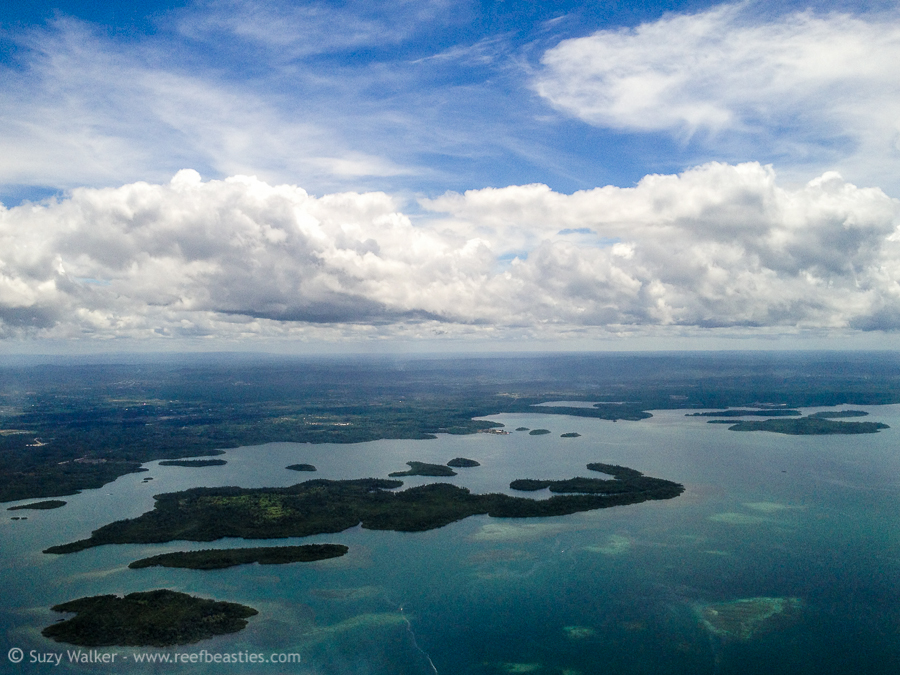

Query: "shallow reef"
left=563, top=625, right=596, bottom=639
left=696, top=596, right=802, bottom=641
left=584, top=534, right=631, bottom=555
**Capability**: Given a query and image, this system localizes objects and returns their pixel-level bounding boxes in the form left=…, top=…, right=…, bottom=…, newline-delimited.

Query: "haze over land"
left=1, top=0, right=899, bottom=351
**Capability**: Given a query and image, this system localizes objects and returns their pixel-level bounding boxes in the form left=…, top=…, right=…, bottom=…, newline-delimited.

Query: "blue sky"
left=1, top=0, right=899, bottom=350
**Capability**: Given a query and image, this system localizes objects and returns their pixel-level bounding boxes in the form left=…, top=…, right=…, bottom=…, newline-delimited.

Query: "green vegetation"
left=8, top=499, right=66, bottom=510
left=44, top=472, right=683, bottom=555
left=728, top=417, right=889, bottom=434
left=560, top=432, right=581, bottom=438
left=447, top=457, right=480, bottom=467
left=810, top=410, right=868, bottom=419
left=129, top=544, right=347, bottom=570
left=515, top=427, right=529, bottom=431
left=528, top=429, right=551, bottom=436
left=42, top=590, right=257, bottom=647
left=511, top=463, right=682, bottom=497
left=286, top=463, right=317, bottom=472
left=389, top=461, right=457, bottom=477
left=686, top=409, right=801, bottom=417
left=158, top=459, right=227, bottom=468
left=5, top=352, right=900, bottom=503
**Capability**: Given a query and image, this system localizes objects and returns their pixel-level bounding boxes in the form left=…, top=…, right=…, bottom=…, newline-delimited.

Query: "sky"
left=1, top=0, right=899, bottom=352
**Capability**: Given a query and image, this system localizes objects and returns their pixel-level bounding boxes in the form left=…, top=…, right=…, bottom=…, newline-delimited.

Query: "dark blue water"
left=2, top=406, right=899, bottom=674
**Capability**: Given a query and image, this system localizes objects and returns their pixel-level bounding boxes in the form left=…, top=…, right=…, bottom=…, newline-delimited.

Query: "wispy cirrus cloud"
left=0, top=17, right=414, bottom=193
left=0, top=3, right=544, bottom=200
left=175, top=0, right=454, bottom=58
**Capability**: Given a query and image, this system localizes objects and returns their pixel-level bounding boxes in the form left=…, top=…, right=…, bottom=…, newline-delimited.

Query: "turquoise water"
left=2, top=406, right=900, bottom=674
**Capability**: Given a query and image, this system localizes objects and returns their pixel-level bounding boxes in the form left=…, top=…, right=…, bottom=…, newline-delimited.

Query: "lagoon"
left=3, top=404, right=900, bottom=674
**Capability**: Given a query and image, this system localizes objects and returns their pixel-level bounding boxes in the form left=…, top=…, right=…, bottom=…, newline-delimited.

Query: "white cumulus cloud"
left=534, top=4, right=900, bottom=192
left=0, top=163, right=898, bottom=342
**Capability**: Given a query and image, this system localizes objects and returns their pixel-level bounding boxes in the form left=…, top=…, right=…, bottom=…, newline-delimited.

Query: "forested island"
left=510, top=463, right=678, bottom=495
left=4, top=352, right=900, bottom=503
left=687, top=409, right=801, bottom=417
left=129, top=544, right=348, bottom=569
left=447, top=457, right=480, bottom=467
left=389, top=461, right=457, bottom=477
left=42, top=590, right=257, bottom=647
left=728, top=417, right=888, bottom=434
left=286, top=463, right=317, bottom=472
left=158, top=459, right=227, bottom=468
left=809, top=410, right=868, bottom=419
left=8, top=499, right=66, bottom=510
left=44, top=470, right=684, bottom=555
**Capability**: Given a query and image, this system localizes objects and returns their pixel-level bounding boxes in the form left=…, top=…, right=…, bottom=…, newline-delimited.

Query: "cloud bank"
left=534, top=4, right=900, bottom=190
left=1, top=163, right=898, bottom=342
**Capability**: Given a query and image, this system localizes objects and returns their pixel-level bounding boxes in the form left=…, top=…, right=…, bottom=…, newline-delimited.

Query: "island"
left=286, top=463, right=317, bottom=472
left=389, top=461, right=457, bottom=477
left=5, top=352, right=900, bottom=505
left=560, top=432, right=581, bottom=438
left=44, top=472, right=684, bottom=555
left=510, top=463, right=681, bottom=497
left=528, top=429, right=551, bottom=435
left=129, top=544, right=348, bottom=570
left=41, top=590, right=258, bottom=647
left=728, top=417, right=889, bottom=435
left=8, top=500, right=66, bottom=511
left=158, top=459, right=227, bottom=468
left=809, top=410, right=869, bottom=419
left=686, top=409, right=801, bottom=417
left=447, top=458, right=480, bottom=468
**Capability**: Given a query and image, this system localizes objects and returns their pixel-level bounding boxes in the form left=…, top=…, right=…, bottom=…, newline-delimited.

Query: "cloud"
left=0, top=16, right=414, bottom=193
left=1, top=163, right=898, bottom=341
left=176, top=0, right=452, bottom=59
left=533, top=4, right=900, bottom=191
